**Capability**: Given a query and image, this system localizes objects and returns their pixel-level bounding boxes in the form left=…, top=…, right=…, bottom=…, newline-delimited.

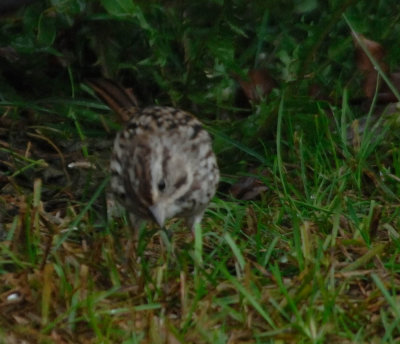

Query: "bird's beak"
left=149, top=203, right=166, bottom=228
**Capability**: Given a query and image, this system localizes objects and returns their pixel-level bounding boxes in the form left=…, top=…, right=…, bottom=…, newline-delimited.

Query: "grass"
left=1, top=0, right=400, bottom=343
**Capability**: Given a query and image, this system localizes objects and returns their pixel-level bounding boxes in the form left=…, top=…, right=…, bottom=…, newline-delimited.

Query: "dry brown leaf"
left=353, top=33, right=386, bottom=73
left=363, top=71, right=380, bottom=99
left=378, top=71, right=400, bottom=103
left=230, top=175, right=268, bottom=200
left=352, top=33, right=392, bottom=99
left=369, top=206, right=382, bottom=239
left=235, top=69, right=276, bottom=104
left=244, top=206, right=258, bottom=236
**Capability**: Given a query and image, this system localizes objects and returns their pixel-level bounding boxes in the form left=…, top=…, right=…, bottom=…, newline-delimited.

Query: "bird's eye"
left=158, top=180, right=166, bottom=191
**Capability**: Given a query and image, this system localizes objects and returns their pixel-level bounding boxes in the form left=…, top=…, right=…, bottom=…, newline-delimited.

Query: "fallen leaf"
left=230, top=173, right=268, bottom=200
left=352, top=33, right=388, bottom=99
left=353, top=33, right=386, bottom=73
left=235, top=69, right=276, bottom=104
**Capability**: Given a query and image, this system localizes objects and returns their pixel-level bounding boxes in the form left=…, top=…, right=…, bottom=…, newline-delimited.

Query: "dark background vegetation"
left=1, top=0, right=400, bottom=343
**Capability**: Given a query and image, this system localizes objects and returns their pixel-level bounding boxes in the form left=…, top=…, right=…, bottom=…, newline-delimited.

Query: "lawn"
left=1, top=1, right=400, bottom=343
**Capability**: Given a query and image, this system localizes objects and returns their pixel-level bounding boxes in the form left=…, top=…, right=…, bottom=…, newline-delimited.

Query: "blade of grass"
left=262, top=236, right=279, bottom=266
left=53, top=176, right=110, bottom=251
left=220, top=264, right=276, bottom=328
left=224, top=233, right=245, bottom=272
left=206, top=126, right=267, bottom=164
left=41, top=263, right=53, bottom=326
left=341, top=243, right=386, bottom=272
left=276, top=93, right=288, bottom=198
left=372, top=273, right=400, bottom=341
left=344, top=15, right=400, bottom=101
left=194, top=223, right=203, bottom=267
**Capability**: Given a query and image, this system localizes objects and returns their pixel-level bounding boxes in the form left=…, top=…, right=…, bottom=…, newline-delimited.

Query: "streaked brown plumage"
left=87, top=79, right=219, bottom=235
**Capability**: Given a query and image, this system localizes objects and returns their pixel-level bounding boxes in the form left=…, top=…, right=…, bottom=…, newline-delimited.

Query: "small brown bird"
left=87, top=79, right=219, bottom=236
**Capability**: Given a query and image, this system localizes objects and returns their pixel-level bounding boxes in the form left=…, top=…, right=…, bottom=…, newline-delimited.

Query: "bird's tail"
left=86, top=78, right=139, bottom=122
